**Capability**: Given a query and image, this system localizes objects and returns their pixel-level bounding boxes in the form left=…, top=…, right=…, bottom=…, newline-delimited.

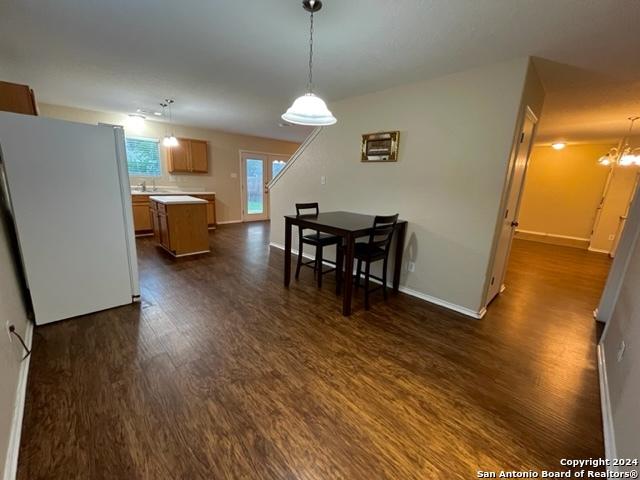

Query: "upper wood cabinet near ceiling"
left=0, top=80, right=38, bottom=115
left=167, top=138, right=209, bottom=174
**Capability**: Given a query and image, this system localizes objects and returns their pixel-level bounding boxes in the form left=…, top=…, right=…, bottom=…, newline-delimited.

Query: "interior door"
left=241, top=153, right=290, bottom=221
left=486, top=108, right=537, bottom=304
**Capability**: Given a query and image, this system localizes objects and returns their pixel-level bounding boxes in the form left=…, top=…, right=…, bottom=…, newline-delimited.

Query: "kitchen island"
left=149, top=195, right=210, bottom=257
left=132, top=191, right=216, bottom=236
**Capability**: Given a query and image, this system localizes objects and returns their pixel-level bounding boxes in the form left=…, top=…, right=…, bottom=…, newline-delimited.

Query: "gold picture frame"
left=361, top=131, right=400, bottom=162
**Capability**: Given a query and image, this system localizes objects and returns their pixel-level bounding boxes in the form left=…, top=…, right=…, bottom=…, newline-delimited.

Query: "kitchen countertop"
left=149, top=195, right=207, bottom=205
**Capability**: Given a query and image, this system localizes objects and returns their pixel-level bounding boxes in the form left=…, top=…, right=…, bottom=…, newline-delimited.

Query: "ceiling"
left=1, top=0, right=639, bottom=143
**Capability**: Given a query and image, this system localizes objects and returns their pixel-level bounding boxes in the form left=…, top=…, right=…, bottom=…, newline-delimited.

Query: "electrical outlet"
left=230, top=172, right=238, bottom=179
left=407, top=261, right=416, bottom=272
left=5, top=321, right=12, bottom=343
left=608, top=234, right=616, bottom=241
left=617, top=340, right=626, bottom=363
left=320, top=176, right=326, bottom=185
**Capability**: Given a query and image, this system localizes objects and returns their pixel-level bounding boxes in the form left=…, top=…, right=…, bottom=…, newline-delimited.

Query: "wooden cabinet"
left=167, top=138, right=209, bottom=174
left=0, top=80, right=38, bottom=115
left=190, top=140, right=208, bottom=173
left=149, top=197, right=209, bottom=257
left=132, top=193, right=216, bottom=236
left=132, top=195, right=154, bottom=235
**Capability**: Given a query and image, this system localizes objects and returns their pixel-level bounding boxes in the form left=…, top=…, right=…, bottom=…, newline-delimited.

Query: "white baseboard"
left=216, top=219, right=243, bottom=225
left=3, top=321, right=33, bottom=480
left=515, top=229, right=590, bottom=248
left=597, top=343, right=618, bottom=473
left=269, top=242, right=485, bottom=319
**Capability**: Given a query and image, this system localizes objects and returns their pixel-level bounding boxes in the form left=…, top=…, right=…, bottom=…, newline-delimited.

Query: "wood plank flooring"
left=17, top=225, right=611, bottom=479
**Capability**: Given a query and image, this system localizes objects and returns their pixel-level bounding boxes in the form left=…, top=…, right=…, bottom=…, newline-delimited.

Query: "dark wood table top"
left=285, top=211, right=407, bottom=236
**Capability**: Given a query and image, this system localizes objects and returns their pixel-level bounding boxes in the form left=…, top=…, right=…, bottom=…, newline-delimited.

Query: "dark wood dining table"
left=283, top=211, right=407, bottom=316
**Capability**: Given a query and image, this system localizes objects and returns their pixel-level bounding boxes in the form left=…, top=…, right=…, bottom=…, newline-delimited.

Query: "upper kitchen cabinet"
left=167, top=138, right=209, bottom=174
left=0, top=80, right=38, bottom=115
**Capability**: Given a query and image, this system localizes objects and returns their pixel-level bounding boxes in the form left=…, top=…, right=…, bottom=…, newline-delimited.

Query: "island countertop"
left=149, top=195, right=207, bottom=205
left=132, top=191, right=216, bottom=196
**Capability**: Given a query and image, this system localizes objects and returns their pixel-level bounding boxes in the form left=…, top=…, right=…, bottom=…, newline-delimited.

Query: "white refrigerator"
left=0, top=112, right=139, bottom=325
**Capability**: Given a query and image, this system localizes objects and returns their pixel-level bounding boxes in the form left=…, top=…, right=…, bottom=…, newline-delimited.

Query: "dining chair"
left=295, top=202, right=343, bottom=289
left=354, top=213, right=399, bottom=309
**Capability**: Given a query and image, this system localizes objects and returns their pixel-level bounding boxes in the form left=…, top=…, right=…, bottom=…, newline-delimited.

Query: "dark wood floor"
left=17, top=225, right=611, bottom=479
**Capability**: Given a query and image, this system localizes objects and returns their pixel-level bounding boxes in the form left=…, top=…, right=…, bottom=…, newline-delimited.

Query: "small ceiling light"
left=281, top=0, right=336, bottom=127
left=126, top=114, right=145, bottom=132
left=551, top=142, right=566, bottom=150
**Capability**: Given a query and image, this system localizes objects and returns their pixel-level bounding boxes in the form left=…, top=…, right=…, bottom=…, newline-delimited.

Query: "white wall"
left=270, top=57, right=542, bottom=315
left=599, top=184, right=640, bottom=466
left=0, top=207, right=31, bottom=479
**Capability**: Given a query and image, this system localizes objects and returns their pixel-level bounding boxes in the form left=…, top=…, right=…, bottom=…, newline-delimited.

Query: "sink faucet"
left=139, top=180, right=146, bottom=192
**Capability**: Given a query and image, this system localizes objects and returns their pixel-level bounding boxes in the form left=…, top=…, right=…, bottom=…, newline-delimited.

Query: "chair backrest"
left=295, top=202, right=319, bottom=217
left=367, top=214, right=399, bottom=252
left=295, top=202, right=320, bottom=239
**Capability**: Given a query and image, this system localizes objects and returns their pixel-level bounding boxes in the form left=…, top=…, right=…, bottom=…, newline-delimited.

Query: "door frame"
left=239, top=150, right=290, bottom=222
left=482, top=105, right=539, bottom=309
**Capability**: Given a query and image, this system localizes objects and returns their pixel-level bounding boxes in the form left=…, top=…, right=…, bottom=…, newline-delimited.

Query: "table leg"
left=284, top=218, right=292, bottom=287
left=342, top=233, right=354, bottom=316
left=393, top=222, right=407, bottom=292
left=335, top=241, right=343, bottom=295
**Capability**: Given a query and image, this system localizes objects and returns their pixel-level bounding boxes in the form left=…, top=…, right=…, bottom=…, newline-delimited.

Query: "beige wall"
left=601, top=203, right=640, bottom=466
left=0, top=211, right=31, bottom=478
left=590, top=167, right=639, bottom=253
left=270, top=57, right=542, bottom=315
left=518, top=144, right=612, bottom=240
left=38, top=104, right=300, bottom=223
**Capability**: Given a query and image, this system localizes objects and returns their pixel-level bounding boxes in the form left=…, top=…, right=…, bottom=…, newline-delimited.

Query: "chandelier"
left=598, top=116, right=640, bottom=167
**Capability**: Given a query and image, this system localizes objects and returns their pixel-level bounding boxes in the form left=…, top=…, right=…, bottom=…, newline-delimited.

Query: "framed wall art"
left=361, top=131, right=400, bottom=162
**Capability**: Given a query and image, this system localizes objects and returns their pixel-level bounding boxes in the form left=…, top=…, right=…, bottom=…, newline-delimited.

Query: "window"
left=125, top=137, right=161, bottom=177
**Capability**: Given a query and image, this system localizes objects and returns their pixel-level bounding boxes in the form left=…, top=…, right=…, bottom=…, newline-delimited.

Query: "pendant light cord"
left=307, top=10, right=314, bottom=93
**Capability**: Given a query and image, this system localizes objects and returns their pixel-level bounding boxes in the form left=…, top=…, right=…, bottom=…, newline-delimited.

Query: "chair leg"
left=355, top=259, right=362, bottom=290
left=364, top=261, right=372, bottom=310
left=295, top=239, right=303, bottom=279
left=336, top=243, right=343, bottom=295
left=382, top=257, right=389, bottom=300
left=317, top=246, right=323, bottom=288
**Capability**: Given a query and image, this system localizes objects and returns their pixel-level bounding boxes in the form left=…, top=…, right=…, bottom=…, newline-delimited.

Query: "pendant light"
left=597, top=116, right=640, bottom=167
left=161, top=99, right=179, bottom=147
left=281, top=0, right=336, bottom=126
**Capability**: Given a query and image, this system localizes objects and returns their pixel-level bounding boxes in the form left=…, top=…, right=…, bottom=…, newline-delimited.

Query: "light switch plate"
left=321, top=176, right=326, bottom=185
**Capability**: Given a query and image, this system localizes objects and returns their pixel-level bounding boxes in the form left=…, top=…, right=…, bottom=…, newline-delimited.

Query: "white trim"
left=269, top=242, right=485, bottom=319
left=267, top=127, right=322, bottom=189
left=515, top=229, right=590, bottom=242
left=588, top=247, right=611, bottom=254
left=397, top=284, right=487, bottom=319
left=597, top=344, right=618, bottom=473
left=3, top=321, right=33, bottom=480
left=216, top=219, right=243, bottom=225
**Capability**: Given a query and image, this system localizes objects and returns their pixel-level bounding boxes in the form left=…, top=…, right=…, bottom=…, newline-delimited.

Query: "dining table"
left=283, top=211, right=408, bottom=316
